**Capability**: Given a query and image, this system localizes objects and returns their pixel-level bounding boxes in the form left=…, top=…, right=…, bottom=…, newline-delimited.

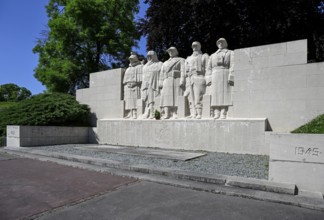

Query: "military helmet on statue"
left=216, top=38, right=228, bottom=48
left=128, top=51, right=139, bottom=61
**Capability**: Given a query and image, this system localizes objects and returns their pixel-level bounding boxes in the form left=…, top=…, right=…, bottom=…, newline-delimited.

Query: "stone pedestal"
left=97, top=118, right=268, bottom=155
left=6, top=126, right=90, bottom=147
left=269, top=133, right=324, bottom=193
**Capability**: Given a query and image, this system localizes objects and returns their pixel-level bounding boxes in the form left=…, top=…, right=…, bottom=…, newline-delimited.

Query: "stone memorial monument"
left=159, top=47, right=185, bottom=119
left=77, top=38, right=324, bottom=156
left=181, top=41, right=209, bottom=119
left=206, top=38, right=234, bottom=119
left=123, top=52, right=143, bottom=119
left=141, top=51, right=163, bottom=119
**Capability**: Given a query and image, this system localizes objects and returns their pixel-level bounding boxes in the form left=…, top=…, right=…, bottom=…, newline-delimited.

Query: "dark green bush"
left=0, top=93, right=91, bottom=137
left=0, top=102, right=18, bottom=112
left=154, top=109, right=161, bottom=120
left=291, top=114, right=324, bottom=134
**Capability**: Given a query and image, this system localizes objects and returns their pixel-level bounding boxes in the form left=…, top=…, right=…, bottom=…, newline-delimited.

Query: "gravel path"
left=32, top=144, right=269, bottom=179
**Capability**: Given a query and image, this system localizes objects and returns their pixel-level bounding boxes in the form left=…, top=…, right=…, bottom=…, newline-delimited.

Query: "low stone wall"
left=269, top=133, right=324, bottom=193
left=6, top=126, right=97, bottom=147
left=97, top=118, right=268, bottom=155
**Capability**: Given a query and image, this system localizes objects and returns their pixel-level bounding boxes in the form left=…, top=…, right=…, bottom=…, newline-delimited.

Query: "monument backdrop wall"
left=77, top=39, right=324, bottom=132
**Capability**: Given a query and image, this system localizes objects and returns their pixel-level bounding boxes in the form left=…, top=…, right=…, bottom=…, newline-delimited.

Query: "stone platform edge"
left=97, top=118, right=269, bottom=155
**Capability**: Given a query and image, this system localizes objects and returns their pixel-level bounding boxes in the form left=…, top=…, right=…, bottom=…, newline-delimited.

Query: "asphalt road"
left=37, top=181, right=324, bottom=220
left=1, top=152, right=324, bottom=220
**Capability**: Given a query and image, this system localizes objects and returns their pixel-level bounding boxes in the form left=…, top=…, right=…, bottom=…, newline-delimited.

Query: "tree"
left=0, top=83, right=32, bottom=102
left=33, top=0, right=140, bottom=94
left=139, top=0, right=324, bottom=62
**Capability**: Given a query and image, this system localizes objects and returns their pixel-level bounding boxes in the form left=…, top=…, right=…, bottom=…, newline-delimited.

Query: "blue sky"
left=0, top=0, right=148, bottom=95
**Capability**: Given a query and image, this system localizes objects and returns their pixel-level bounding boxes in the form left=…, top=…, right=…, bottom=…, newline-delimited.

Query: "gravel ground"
left=32, top=144, right=269, bottom=179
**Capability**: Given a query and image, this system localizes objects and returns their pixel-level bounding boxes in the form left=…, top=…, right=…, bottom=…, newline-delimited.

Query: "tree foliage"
left=33, top=0, right=140, bottom=94
left=0, top=93, right=91, bottom=137
left=139, top=0, right=324, bottom=61
left=0, top=83, right=32, bottom=102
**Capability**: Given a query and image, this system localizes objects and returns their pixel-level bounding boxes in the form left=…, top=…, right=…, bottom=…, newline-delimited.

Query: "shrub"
left=154, top=109, right=161, bottom=120
left=291, top=114, right=324, bottom=134
left=0, top=93, right=91, bottom=137
left=0, top=102, right=18, bottom=112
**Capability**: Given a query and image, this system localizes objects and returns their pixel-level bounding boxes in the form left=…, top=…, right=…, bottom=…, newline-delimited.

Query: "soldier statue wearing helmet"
left=159, top=47, right=185, bottom=119
left=123, top=52, right=143, bottom=119
left=206, top=38, right=234, bottom=119
left=180, top=41, right=209, bottom=119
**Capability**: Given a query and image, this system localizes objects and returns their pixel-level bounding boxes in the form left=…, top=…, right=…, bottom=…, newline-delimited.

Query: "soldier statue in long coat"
left=159, top=47, right=185, bottom=119
left=141, top=51, right=163, bottom=119
left=181, top=41, right=209, bottom=119
left=206, top=38, right=234, bottom=119
left=123, top=52, right=143, bottom=119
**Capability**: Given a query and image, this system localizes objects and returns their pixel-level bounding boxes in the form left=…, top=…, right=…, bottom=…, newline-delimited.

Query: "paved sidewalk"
left=0, top=153, right=137, bottom=220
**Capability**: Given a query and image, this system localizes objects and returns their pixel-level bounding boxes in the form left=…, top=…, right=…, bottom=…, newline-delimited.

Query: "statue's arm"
left=228, top=51, right=234, bottom=85
left=180, top=59, right=187, bottom=87
left=205, top=56, right=212, bottom=86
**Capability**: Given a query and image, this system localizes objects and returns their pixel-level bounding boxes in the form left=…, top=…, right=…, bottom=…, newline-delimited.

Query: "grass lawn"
left=291, top=114, right=324, bottom=134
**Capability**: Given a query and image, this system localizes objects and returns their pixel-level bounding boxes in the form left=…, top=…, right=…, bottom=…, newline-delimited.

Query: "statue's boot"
left=220, top=107, right=227, bottom=119
left=132, top=109, right=137, bottom=119
left=142, top=108, right=149, bottom=119
left=149, top=105, right=154, bottom=119
left=162, top=107, right=170, bottom=119
left=214, top=108, right=220, bottom=119
left=186, top=107, right=195, bottom=118
left=124, top=111, right=131, bottom=119
left=196, top=108, right=202, bottom=119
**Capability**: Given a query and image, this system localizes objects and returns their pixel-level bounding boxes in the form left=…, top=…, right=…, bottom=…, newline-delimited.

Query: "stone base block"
left=97, top=118, right=268, bottom=155
left=269, top=133, right=324, bottom=193
left=7, top=126, right=91, bottom=147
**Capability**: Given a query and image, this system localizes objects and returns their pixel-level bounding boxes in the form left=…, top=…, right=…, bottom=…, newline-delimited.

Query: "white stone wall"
left=6, top=126, right=91, bottom=147
left=233, top=39, right=324, bottom=132
left=76, top=68, right=125, bottom=125
left=97, top=118, right=268, bottom=155
left=269, top=133, right=324, bottom=193
left=75, top=40, right=324, bottom=132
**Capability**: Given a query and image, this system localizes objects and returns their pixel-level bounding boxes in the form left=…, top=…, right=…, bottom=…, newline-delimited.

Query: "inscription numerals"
left=295, top=147, right=321, bottom=157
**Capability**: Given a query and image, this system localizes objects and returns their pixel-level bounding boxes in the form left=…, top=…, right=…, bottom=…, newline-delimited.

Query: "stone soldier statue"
left=159, top=47, right=185, bottom=119
left=141, top=51, right=163, bottom=119
left=206, top=38, right=234, bottom=119
left=181, top=41, right=209, bottom=119
left=123, top=52, right=143, bottom=119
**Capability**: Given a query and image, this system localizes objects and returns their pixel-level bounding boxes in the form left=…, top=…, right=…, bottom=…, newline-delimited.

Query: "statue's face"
left=192, top=44, right=201, bottom=52
left=147, top=55, right=152, bottom=61
left=217, top=41, right=225, bottom=49
left=168, top=50, right=177, bottom=57
left=129, top=58, right=137, bottom=64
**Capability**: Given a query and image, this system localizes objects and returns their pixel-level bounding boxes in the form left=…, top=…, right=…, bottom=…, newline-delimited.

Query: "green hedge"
left=291, top=114, right=324, bottom=134
left=0, top=93, right=91, bottom=137
left=0, top=102, right=17, bottom=111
